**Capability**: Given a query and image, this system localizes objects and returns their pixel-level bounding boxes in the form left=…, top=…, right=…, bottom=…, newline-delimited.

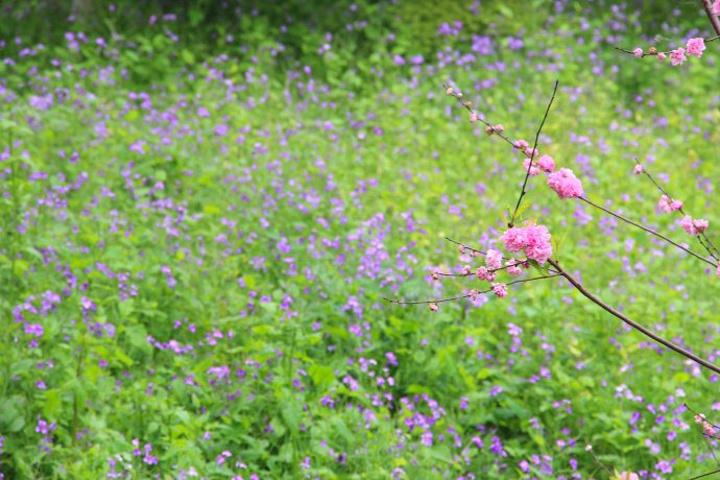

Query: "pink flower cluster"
left=476, top=249, right=527, bottom=282
left=511, top=139, right=583, bottom=199
left=679, top=215, right=709, bottom=235
left=695, top=413, right=716, bottom=437
left=547, top=168, right=584, bottom=199
left=491, top=283, right=507, bottom=298
left=484, top=124, right=504, bottom=135
left=657, top=194, right=683, bottom=213
left=714, top=0, right=720, bottom=14
left=668, top=38, right=705, bottom=66
left=501, top=224, right=553, bottom=264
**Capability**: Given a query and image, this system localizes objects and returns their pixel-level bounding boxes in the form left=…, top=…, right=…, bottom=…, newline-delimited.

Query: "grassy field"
left=2, top=1, right=720, bottom=478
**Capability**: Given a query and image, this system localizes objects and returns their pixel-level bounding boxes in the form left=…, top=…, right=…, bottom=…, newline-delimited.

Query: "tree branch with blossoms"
left=386, top=77, right=720, bottom=377
left=616, top=0, right=720, bottom=64
left=630, top=161, right=720, bottom=262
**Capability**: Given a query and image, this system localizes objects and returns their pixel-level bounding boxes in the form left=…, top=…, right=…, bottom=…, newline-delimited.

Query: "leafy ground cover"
left=2, top=1, right=720, bottom=478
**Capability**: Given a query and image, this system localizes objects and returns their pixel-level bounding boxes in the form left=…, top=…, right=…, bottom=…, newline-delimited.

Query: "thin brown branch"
left=384, top=273, right=562, bottom=306
left=689, top=467, right=720, bottom=480
left=443, top=84, right=517, bottom=149
left=547, top=258, right=720, bottom=375
left=509, top=80, right=560, bottom=228
left=579, top=196, right=717, bottom=268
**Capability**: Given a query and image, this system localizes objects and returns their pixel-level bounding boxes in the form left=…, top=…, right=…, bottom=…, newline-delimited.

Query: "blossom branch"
left=509, top=80, right=559, bottom=228
left=632, top=163, right=719, bottom=260
left=443, top=84, right=516, bottom=148
left=614, top=35, right=720, bottom=58
left=443, top=237, right=560, bottom=274
left=578, top=196, right=717, bottom=268
left=433, top=260, right=528, bottom=278
left=384, top=273, right=562, bottom=307
left=547, top=258, right=720, bottom=375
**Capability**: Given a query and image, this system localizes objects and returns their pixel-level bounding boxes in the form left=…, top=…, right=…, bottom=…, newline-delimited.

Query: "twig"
left=547, top=258, right=720, bottom=375
left=384, top=273, right=561, bottom=306
left=578, top=196, right=717, bottom=269
left=614, top=35, right=720, bottom=57
left=689, top=467, right=720, bottom=480
left=509, top=80, right=559, bottom=227
left=443, top=84, right=517, bottom=149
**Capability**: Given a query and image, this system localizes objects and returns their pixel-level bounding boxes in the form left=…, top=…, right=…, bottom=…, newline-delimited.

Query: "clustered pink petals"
left=501, top=224, right=553, bottom=264
left=633, top=164, right=644, bottom=175
left=485, top=249, right=503, bottom=270
left=513, top=139, right=529, bottom=151
left=686, top=37, right=706, bottom=58
left=505, top=259, right=526, bottom=277
left=695, top=413, right=716, bottom=436
left=669, top=47, right=687, bottom=66
left=618, top=473, right=640, bottom=480
left=679, top=215, right=709, bottom=235
left=491, top=283, right=508, bottom=298
left=522, top=158, right=541, bottom=176
left=485, top=124, right=504, bottom=135
left=713, top=0, right=720, bottom=15
left=547, top=168, right=584, bottom=199
left=657, top=194, right=683, bottom=213
left=537, top=155, right=556, bottom=173
left=632, top=47, right=643, bottom=58
left=476, top=266, right=495, bottom=282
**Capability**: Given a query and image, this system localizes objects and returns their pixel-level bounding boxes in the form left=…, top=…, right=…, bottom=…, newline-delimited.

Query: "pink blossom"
left=632, top=47, right=643, bottom=58
left=469, top=112, right=479, bottom=123
left=657, top=52, right=667, bottom=61
left=657, top=194, right=683, bottom=213
left=713, top=0, right=720, bottom=15
left=523, top=146, right=538, bottom=158
left=669, top=48, right=686, bottom=66
left=476, top=266, right=495, bottom=282
left=537, top=155, right=555, bottom=173
left=513, top=139, right=529, bottom=151
left=428, top=303, right=439, bottom=312
left=686, top=37, right=706, bottom=58
left=716, top=264, right=720, bottom=277
left=501, top=228, right=527, bottom=253
left=522, top=158, right=540, bottom=176
left=679, top=215, right=709, bottom=235
left=491, top=283, right=508, bottom=298
left=501, top=225, right=553, bottom=264
left=547, top=168, right=584, bottom=199
left=633, top=164, right=644, bottom=175
left=485, top=249, right=503, bottom=270
left=506, top=260, right=524, bottom=276
left=618, top=473, right=640, bottom=480
left=493, top=124, right=504, bottom=133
